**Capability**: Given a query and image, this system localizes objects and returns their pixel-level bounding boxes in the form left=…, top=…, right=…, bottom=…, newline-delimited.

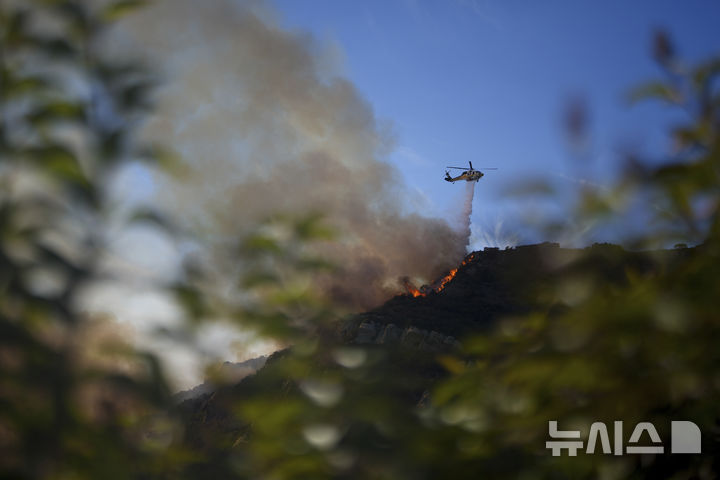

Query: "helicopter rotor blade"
left=446, top=167, right=498, bottom=170
left=469, top=161, right=473, bottom=169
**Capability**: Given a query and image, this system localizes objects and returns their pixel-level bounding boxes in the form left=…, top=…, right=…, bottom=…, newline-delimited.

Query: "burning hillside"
left=351, top=242, right=667, bottom=339
left=401, top=252, right=479, bottom=297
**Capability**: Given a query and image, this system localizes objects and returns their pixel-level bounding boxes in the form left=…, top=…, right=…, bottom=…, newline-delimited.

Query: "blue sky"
left=95, top=0, right=720, bottom=388
left=271, top=0, right=720, bottom=242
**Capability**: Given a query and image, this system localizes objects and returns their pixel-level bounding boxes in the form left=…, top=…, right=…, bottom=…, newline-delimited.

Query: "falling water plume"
left=462, top=181, right=476, bottom=251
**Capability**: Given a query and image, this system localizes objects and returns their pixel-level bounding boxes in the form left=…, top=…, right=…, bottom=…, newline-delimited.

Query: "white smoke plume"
left=468, top=214, right=521, bottom=250
left=115, top=0, right=466, bottom=309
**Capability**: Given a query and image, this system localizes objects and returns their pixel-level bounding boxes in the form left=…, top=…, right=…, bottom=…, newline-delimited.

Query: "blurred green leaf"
left=691, top=58, right=720, bottom=92
left=25, top=145, right=92, bottom=194
left=102, top=0, right=149, bottom=21
left=627, top=81, right=681, bottom=105
left=26, top=100, right=84, bottom=126
left=242, top=270, right=281, bottom=289
left=171, top=284, right=207, bottom=320
left=293, top=215, right=336, bottom=241
left=242, top=234, right=282, bottom=255
left=3, top=72, right=51, bottom=98
left=134, top=145, right=186, bottom=177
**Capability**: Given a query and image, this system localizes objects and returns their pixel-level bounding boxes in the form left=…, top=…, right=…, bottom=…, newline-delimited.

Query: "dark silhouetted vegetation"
left=1, top=3, right=719, bottom=479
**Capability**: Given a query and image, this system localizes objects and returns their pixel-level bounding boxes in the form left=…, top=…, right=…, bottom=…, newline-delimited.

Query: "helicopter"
left=444, top=161, right=497, bottom=183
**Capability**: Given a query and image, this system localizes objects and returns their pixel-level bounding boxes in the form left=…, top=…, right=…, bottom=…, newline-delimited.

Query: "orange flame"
left=403, top=253, right=476, bottom=298
left=434, top=268, right=458, bottom=292
left=407, top=287, right=423, bottom=297
left=401, top=277, right=424, bottom=297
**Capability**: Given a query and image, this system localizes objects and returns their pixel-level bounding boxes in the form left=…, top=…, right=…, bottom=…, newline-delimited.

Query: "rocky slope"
left=173, top=356, right=268, bottom=403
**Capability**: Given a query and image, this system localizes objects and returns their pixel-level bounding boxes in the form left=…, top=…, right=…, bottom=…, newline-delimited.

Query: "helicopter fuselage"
left=445, top=170, right=484, bottom=183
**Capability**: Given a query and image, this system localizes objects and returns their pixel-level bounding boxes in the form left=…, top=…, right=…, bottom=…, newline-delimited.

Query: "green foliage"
left=2, top=3, right=719, bottom=479
left=0, top=1, right=189, bottom=477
